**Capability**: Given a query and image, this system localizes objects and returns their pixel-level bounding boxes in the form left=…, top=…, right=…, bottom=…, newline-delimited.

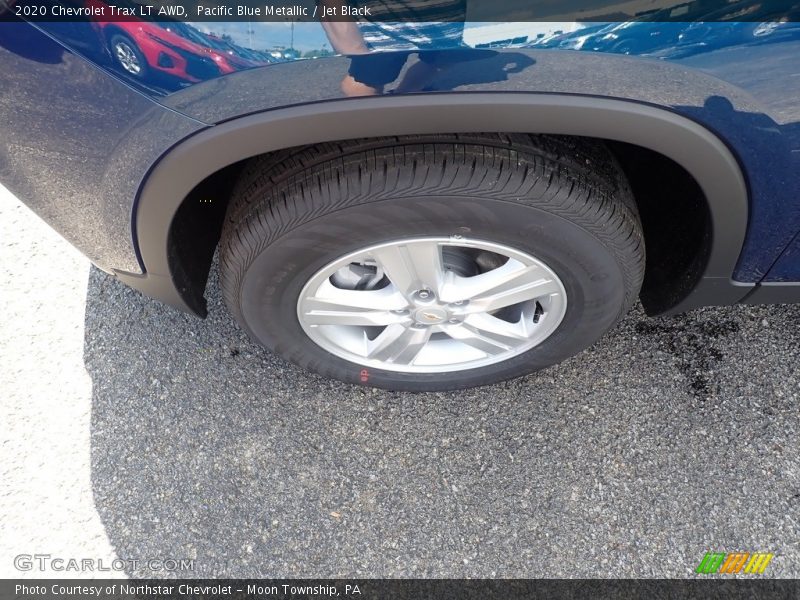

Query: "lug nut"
left=413, top=289, right=436, bottom=303
left=448, top=318, right=461, bottom=324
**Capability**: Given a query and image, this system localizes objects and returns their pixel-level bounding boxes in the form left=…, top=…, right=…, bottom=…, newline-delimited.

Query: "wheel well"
left=607, top=141, right=711, bottom=315
left=167, top=162, right=244, bottom=316
left=166, top=136, right=710, bottom=317
left=126, top=93, right=746, bottom=316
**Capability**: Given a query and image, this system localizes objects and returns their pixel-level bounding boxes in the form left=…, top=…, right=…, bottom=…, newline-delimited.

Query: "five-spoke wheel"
left=297, top=237, right=567, bottom=372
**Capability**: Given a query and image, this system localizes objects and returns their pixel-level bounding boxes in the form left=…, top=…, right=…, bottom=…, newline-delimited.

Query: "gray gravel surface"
left=2, top=187, right=799, bottom=579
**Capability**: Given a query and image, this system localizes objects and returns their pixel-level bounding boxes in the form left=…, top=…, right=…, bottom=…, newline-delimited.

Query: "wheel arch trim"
left=120, top=92, right=751, bottom=315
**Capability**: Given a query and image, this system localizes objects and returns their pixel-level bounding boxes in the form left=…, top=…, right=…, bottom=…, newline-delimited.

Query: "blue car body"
left=1, top=11, right=799, bottom=316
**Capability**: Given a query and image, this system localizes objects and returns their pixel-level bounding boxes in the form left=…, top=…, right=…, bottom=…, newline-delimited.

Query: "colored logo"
left=695, top=552, right=774, bottom=574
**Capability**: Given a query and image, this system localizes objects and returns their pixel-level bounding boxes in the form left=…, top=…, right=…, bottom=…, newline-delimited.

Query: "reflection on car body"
left=529, top=0, right=800, bottom=58
left=85, top=0, right=270, bottom=88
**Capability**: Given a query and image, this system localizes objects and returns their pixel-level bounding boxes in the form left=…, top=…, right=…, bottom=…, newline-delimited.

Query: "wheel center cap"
left=413, top=307, right=447, bottom=324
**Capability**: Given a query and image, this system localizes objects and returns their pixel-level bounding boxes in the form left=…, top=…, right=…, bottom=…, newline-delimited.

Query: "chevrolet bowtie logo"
left=422, top=312, right=440, bottom=320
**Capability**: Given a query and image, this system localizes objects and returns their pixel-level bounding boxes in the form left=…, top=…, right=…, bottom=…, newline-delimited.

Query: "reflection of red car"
left=87, top=0, right=256, bottom=82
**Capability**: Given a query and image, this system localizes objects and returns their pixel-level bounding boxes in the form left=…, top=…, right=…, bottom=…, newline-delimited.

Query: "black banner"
left=2, top=0, right=800, bottom=23
left=3, top=579, right=800, bottom=600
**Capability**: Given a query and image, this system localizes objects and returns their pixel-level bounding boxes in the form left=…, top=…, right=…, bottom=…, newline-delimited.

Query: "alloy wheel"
left=297, top=237, right=568, bottom=373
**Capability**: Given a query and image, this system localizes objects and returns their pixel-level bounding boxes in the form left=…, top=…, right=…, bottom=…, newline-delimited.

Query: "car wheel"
left=218, top=134, right=645, bottom=391
left=109, top=33, right=147, bottom=78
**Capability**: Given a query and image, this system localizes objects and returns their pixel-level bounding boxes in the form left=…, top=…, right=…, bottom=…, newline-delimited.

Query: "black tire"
left=219, top=134, right=645, bottom=391
left=109, top=33, right=148, bottom=79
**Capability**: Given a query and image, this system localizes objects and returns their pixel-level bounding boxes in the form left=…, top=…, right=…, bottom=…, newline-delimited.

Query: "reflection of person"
left=320, top=0, right=467, bottom=96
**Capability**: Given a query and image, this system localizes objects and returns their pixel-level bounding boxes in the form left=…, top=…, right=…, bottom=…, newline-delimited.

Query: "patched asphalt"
left=2, top=188, right=799, bottom=579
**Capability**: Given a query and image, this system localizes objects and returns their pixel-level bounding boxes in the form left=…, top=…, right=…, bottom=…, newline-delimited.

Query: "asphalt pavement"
left=1, top=185, right=798, bottom=579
